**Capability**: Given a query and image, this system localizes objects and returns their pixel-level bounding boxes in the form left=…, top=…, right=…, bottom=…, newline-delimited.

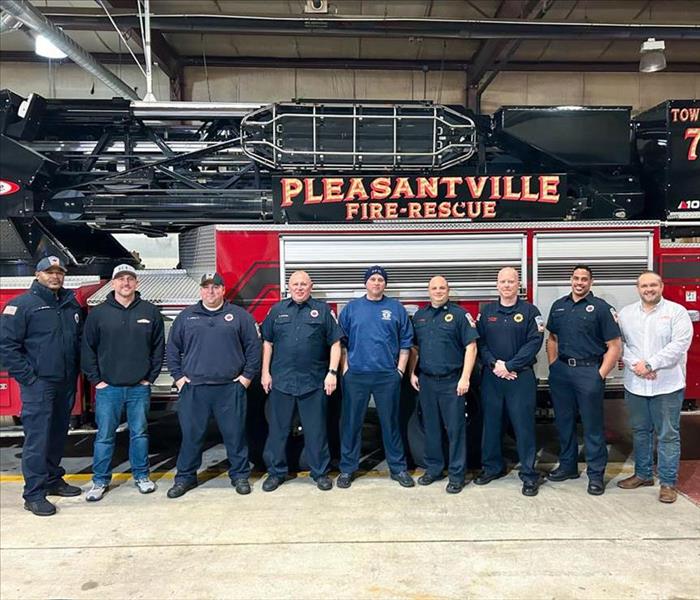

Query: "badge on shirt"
left=3, top=305, right=17, bottom=316
left=465, top=312, right=476, bottom=328
left=609, top=307, right=618, bottom=322
left=310, top=309, right=319, bottom=318
left=224, top=313, right=234, bottom=322
left=74, top=313, right=79, bottom=323
left=586, top=305, right=595, bottom=313
left=513, top=313, right=524, bottom=323
left=444, top=313, right=454, bottom=323
left=381, top=310, right=392, bottom=321
left=535, top=315, right=545, bottom=332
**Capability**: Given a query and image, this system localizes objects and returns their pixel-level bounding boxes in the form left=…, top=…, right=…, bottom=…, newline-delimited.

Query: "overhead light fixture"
left=639, top=38, right=666, bottom=73
left=34, top=34, right=67, bottom=59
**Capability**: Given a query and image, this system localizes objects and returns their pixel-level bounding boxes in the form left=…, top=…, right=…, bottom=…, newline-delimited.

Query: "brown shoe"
left=617, top=475, right=654, bottom=489
left=659, top=486, right=677, bottom=503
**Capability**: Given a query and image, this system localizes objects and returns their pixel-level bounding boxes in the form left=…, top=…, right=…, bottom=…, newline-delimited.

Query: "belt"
left=558, top=355, right=602, bottom=367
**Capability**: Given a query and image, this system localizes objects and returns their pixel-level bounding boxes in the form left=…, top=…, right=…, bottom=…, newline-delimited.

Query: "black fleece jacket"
left=81, top=291, right=165, bottom=386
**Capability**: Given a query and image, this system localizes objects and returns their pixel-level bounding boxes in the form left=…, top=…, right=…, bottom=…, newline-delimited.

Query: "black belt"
left=559, top=355, right=602, bottom=367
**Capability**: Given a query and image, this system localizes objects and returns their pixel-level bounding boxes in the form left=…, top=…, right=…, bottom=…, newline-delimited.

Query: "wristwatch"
left=328, top=368, right=338, bottom=375
left=644, top=362, right=652, bottom=372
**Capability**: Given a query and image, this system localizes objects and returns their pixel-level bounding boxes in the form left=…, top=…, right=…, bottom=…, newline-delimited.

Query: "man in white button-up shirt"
left=617, top=271, right=693, bottom=504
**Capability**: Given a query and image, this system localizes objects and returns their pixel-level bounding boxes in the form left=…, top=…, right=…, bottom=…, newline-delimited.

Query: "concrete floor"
left=1, top=403, right=699, bottom=599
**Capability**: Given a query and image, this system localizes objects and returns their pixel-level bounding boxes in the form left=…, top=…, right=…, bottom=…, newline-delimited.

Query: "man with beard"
left=1, top=256, right=83, bottom=516
left=546, top=265, right=621, bottom=495
left=617, top=271, right=693, bottom=503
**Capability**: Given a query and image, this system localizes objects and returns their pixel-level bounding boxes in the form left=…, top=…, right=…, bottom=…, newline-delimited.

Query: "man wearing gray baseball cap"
left=81, top=264, right=164, bottom=502
left=0, top=256, right=83, bottom=516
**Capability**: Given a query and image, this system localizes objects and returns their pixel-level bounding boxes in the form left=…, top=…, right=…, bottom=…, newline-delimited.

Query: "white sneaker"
left=85, top=483, right=107, bottom=502
left=135, top=478, right=156, bottom=494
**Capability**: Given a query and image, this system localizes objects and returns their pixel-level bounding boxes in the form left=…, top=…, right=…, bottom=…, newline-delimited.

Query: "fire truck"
left=0, top=91, right=698, bottom=465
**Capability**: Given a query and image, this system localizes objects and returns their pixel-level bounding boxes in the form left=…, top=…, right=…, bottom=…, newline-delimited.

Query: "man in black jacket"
left=81, top=264, right=164, bottom=502
left=0, top=256, right=83, bottom=516
left=166, top=273, right=261, bottom=498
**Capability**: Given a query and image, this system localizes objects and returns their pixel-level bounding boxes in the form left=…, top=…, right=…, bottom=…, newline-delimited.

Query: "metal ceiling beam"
left=4, top=51, right=700, bottom=73
left=38, top=12, right=700, bottom=40
left=2, top=0, right=138, bottom=99
left=98, top=0, right=182, bottom=99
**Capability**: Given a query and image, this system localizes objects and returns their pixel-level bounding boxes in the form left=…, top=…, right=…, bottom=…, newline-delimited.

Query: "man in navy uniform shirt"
left=260, top=271, right=343, bottom=492
left=166, top=272, right=261, bottom=498
left=0, top=256, right=83, bottom=516
left=546, top=265, right=621, bottom=495
left=409, top=276, right=478, bottom=494
left=337, top=266, right=415, bottom=488
left=475, top=267, right=544, bottom=496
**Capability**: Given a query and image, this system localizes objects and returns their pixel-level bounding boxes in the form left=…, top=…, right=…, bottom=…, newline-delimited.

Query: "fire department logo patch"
left=310, top=309, right=319, bottom=318
left=224, top=313, right=234, bottom=322
left=381, top=310, right=392, bottom=321
left=513, top=313, right=524, bottom=323
left=444, top=314, right=454, bottom=323
left=48, top=256, right=60, bottom=265
left=586, top=305, right=595, bottom=313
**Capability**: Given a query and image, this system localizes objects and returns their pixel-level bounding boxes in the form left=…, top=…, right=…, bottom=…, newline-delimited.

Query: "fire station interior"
left=0, top=1, right=699, bottom=599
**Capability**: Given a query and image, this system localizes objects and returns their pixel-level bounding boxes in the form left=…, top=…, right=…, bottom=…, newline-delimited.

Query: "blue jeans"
left=624, top=388, right=684, bottom=487
left=92, top=384, right=151, bottom=485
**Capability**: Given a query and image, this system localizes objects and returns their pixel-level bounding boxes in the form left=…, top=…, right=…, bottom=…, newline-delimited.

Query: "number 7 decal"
left=685, top=128, right=700, bottom=161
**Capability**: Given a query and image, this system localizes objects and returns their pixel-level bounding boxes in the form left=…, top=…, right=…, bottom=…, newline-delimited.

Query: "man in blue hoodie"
left=337, top=266, right=415, bottom=488
left=166, top=273, right=261, bottom=498
left=81, top=264, right=165, bottom=502
left=0, top=256, right=83, bottom=516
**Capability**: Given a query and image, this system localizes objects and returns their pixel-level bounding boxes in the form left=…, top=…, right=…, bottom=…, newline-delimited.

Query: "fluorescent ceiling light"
left=35, top=34, right=67, bottom=59
left=639, top=38, right=666, bottom=73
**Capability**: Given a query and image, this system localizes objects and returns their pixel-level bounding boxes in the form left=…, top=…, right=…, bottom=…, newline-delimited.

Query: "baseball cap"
left=112, top=264, right=137, bottom=279
left=200, top=272, right=224, bottom=286
left=364, top=265, right=388, bottom=283
left=36, top=256, right=67, bottom=273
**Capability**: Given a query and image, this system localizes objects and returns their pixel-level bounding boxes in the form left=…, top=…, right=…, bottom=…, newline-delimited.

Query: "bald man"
left=409, top=276, right=478, bottom=493
left=475, top=268, right=545, bottom=496
left=260, top=271, right=343, bottom=491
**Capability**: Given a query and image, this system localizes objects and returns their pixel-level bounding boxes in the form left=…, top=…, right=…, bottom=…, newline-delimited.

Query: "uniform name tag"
left=137, top=318, right=151, bottom=324
left=2, top=305, right=17, bottom=315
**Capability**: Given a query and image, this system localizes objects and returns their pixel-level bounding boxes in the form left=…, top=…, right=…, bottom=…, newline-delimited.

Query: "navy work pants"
left=175, top=382, right=249, bottom=484
left=548, top=361, right=607, bottom=480
left=480, top=368, right=538, bottom=483
left=264, top=387, right=330, bottom=480
left=418, top=374, right=466, bottom=483
left=340, top=370, right=407, bottom=475
left=19, top=378, right=76, bottom=501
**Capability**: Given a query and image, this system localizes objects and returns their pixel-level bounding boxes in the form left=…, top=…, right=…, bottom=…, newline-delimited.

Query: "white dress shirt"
left=618, top=297, right=693, bottom=396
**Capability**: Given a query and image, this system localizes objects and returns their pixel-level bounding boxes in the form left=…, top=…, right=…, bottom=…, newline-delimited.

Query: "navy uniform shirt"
left=339, top=295, right=413, bottom=373
left=477, top=298, right=544, bottom=372
left=0, top=280, right=83, bottom=385
left=261, top=296, right=343, bottom=396
left=546, top=292, right=621, bottom=359
left=166, top=300, right=261, bottom=385
left=413, top=301, right=479, bottom=377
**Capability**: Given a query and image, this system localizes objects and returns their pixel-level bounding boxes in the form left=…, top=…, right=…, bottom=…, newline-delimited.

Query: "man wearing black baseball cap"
left=0, top=256, right=83, bottom=516
left=166, top=272, right=261, bottom=498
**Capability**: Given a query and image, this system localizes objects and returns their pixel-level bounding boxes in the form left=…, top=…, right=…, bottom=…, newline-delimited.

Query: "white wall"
left=0, top=61, right=169, bottom=100
left=482, top=72, right=700, bottom=114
